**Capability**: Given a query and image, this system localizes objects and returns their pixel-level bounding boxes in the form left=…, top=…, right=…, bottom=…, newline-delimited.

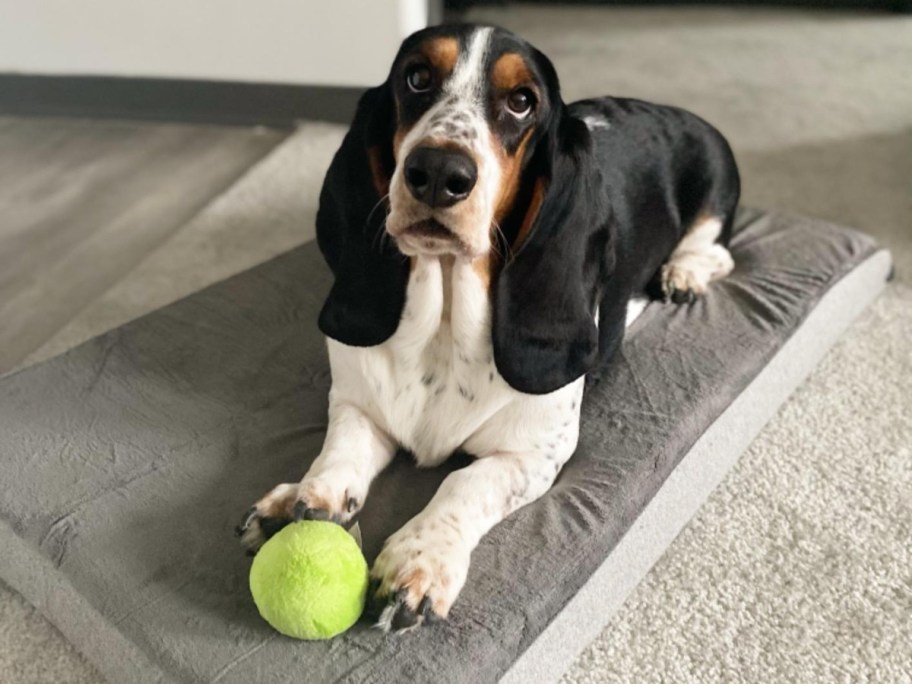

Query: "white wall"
left=0, top=0, right=428, bottom=87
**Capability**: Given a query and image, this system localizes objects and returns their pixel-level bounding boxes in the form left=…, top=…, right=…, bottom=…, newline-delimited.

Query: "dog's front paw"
left=235, top=473, right=364, bottom=552
left=367, top=516, right=471, bottom=632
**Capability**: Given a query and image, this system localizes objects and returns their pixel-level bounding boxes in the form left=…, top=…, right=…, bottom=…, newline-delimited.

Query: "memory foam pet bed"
left=0, top=209, right=891, bottom=683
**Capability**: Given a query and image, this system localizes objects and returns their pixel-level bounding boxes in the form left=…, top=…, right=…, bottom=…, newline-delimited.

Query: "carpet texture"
left=561, top=283, right=912, bottom=683
left=2, top=5, right=910, bottom=682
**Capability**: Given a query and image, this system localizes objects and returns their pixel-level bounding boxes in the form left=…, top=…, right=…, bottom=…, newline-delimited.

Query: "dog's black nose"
left=403, top=147, right=477, bottom=208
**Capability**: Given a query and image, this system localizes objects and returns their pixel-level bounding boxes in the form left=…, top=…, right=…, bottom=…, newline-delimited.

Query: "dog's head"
left=317, top=25, right=613, bottom=394
left=383, top=25, right=562, bottom=259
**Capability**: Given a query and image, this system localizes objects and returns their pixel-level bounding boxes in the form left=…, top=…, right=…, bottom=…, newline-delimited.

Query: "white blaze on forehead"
left=398, top=26, right=494, bottom=150
left=446, top=27, right=493, bottom=101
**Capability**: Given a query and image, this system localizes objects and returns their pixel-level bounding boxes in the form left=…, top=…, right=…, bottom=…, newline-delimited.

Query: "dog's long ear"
left=316, top=83, right=408, bottom=346
left=492, top=106, right=615, bottom=395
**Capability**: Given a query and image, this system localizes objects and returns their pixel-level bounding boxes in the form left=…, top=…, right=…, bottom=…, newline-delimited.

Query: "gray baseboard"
left=0, top=74, right=364, bottom=128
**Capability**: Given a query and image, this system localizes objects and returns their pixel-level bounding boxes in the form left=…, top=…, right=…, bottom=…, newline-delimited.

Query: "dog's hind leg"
left=660, top=215, right=735, bottom=303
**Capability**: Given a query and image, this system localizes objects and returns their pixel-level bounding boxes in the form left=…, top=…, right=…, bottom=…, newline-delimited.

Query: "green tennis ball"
left=249, top=520, right=368, bottom=640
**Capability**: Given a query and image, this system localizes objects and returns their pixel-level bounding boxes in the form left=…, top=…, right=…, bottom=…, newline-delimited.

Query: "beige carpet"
left=561, top=283, right=912, bottom=683
left=2, top=5, right=910, bottom=682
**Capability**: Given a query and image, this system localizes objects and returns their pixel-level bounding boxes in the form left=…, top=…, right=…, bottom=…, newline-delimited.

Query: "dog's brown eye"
left=507, top=89, right=535, bottom=116
left=406, top=64, right=432, bottom=93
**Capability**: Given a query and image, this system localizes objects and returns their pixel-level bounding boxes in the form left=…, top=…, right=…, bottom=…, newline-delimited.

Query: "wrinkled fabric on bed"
left=0, top=209, right=881, bottom=683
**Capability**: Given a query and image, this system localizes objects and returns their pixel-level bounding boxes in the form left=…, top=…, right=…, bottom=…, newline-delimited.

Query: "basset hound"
left=237, top=24, right=740, bottom=632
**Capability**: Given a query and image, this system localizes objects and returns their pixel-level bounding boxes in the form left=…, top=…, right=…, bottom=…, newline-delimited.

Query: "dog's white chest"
left=327, top=256, right=517, bottom=465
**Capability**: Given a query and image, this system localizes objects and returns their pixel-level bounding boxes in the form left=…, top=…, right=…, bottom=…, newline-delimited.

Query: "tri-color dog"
left=237, top=24, right=740, bottom=632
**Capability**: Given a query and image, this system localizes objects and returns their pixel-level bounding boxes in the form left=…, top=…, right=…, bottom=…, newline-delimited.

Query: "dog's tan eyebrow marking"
left=491, top=52, right=535, bottom=92
left=419, top=36, right=460, bottom=77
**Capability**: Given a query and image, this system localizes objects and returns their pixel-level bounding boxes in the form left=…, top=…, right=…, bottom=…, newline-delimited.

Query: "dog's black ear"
left=492, top=107, right=615, bottom=395
left=316, top=83, right=408, bottom=346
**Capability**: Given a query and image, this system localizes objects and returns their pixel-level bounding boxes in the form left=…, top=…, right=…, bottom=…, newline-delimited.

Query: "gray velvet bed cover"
left=0, top=209, right=880, bottom=683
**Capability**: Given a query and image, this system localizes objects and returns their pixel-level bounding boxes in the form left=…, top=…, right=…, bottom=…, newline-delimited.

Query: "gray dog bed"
left=0, top=209, right=891, bottom=683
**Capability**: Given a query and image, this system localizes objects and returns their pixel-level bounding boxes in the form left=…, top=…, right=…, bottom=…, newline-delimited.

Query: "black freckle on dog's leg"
left=518, top=470, right=531, bottom=493
left=347, top=497, right=359, bottom=513
left=443, top=511, right=460, bottom=527
left=571, top=400, right=577, bottom=410
left=259, top=516, right=290, bottom=539
left=421, top=372, right=436, bottom=387
left=489, top=370, right=494, bottom=382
